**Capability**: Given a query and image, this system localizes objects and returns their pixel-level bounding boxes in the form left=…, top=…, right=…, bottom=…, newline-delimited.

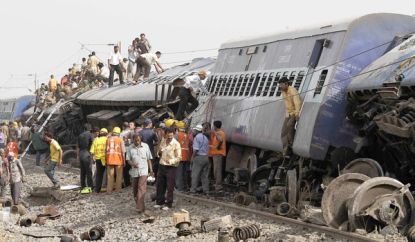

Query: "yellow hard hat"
left=100, top=128, right=108, bottom=134
left=176, top=121, right=186, bottom=129
left=164, top=119, right=176, bottom=128
left=113, top=127, right=121, bottom=134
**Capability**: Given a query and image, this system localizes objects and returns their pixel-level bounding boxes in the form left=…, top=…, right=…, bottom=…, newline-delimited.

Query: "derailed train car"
left=192, top=13, right=415, bottom=200
left=43, top=57, right=215, bottom=146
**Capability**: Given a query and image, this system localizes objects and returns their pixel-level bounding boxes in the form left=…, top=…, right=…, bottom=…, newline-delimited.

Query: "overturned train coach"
left=38, top=58, right=215, bottom=146
left=192, top=13, right=415, bottom=201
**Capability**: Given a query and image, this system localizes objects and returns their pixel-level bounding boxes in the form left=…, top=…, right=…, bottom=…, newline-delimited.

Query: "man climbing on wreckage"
left=175, top=70, right=209, bottom=121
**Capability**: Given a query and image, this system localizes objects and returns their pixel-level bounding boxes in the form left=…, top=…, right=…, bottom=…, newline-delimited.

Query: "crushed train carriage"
left=191, top=13, right=415, bottom=202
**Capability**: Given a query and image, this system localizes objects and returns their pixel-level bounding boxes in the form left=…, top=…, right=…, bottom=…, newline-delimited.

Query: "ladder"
left=20, top=99, right=65, bottom=159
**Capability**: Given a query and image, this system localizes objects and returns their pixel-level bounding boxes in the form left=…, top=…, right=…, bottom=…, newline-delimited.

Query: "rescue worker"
left=134, top=51, right=164, bottom=81
left=175, top=70, right=209, bottom=121
left=43, top=132, right=62, bottom=189
left=154, top=127, right=181, bottom=210
left=48, top=74, right=58, bottom=93
left=7, top=152, right=25, bottom=205
left=0, top=149, right=9, bottom=199
left=279, top=77, right=302, bottom=156
left=90, top=128, right=108, bottom=193
left=209, top=120, right=226, bottom=191
left=78, top=123, right=94, bottom=194
left=190, top=124, right=210, bottom=194
left=126, top=134, right=153, bottom=213
left=105, top=127, right=126, bottom=194
left=175, top=122, right=191, bottom=191
left=87, top=51, right=100, bottom=75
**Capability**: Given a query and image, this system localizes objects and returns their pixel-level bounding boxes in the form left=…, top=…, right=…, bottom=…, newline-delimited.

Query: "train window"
left=289, top=71, right=296, bottom=86
left=294, top=71, right=305, bottom=90
left=239, top=74, right=250, bottom=96
left=239, top=49, right=243, bottom=55
left=210, top=76, right=218, bottom=93
left=256, top=73, right=268, bottom=96
left=282, top=71, right=289, bottom=78
left=250, top=73, right=262, bottom=96
left=313, top=69, right=328, bottom=96
left=270, top=72, right=281, bottom=96
left=263, top=46, right=267, bottom=53
left=229, top=75, right=238, bottom=96
left=219, top=75, right=228, bottom=96
left=207, top=76, right=214, bottom=92
left=234, top=75, right=243, bottom=96
left=215, top=75, right=223, bottom=95
left=224, top=75, right=233, bottom=96
left=245, top=74, right=256, bottom=96
left=263, top=73, right=274, bottom=96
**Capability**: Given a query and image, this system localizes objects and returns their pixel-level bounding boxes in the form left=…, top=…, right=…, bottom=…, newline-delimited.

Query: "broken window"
left=314, top=69, right=328, bottom=96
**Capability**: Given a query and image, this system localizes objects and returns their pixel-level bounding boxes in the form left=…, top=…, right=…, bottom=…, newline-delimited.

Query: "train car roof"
left=220, top=13, right=412, bottom=49
left=348, top=33, right=415, bottom=92
left=75, top=57, right=215, bottom=105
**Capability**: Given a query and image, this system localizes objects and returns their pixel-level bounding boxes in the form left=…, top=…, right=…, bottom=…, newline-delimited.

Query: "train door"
left=300, top=39, right=329, bottom=97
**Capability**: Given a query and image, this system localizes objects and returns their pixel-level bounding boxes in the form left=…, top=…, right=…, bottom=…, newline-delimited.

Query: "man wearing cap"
left=190, top=124, right=210, bottom=194
left=90, top=128, right=108, bottom=193
left=105, top=127, right=126, bottom=193
left=175, top=70, right=210, bottom=120
left=43, top=132, right=62, bottom=189
left=279, top=77, right=302, bottom=156
left=77, top=123, right=94, bottom=194
left=7, top=152, right=25, bottom=205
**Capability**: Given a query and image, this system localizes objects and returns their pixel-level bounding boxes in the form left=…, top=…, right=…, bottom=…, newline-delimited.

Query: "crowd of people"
left=0, top=117, right=227, bottom=214
left=34, top=33, right=165, bottom=112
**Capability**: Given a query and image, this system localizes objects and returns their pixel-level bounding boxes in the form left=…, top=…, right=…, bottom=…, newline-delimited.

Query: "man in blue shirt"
left=190, top=124, right=210, bottom=194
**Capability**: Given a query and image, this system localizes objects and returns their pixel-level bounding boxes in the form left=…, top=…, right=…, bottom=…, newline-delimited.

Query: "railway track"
left=147, top=186, right=379, bottom=242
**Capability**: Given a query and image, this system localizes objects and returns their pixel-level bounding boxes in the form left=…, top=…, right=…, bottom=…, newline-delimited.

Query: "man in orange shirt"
left=175, top=123, right=191, bottom=191
left=106, top=127, right=126, bottom=193
left=209, top=120, right=226, bottom=191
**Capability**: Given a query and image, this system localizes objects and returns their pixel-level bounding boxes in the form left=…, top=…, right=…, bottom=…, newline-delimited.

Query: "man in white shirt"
left=175, top=70, right=209, bottom=120
left=108, top=45, right=124, bottom=87
left=134, top=51, right=164, bottom=82
left=97, top=62, right=110, bottom=84
left=128, top=40, right=138, bottom=81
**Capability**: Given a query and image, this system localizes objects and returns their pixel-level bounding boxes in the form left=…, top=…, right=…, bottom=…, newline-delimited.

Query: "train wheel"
left=328, top=147, right=357, bottom=176
left=250, top=164, right=271, bottom=195
left=62, top=150, right=77, bottom=166
left=321, top=173, right=369, bottom=229
left=342, top=158, right=384, bottom=177
left=348, top=177, right=415, bottom=234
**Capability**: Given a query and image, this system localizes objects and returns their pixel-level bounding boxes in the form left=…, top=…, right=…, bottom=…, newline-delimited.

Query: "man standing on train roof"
left=134, top=51, right=164, bottom=82
left=279, top=77, right=302, bottom=157
left=108, top=45, right=124, bottom=87
left=175, top=70, right=209, bottom=121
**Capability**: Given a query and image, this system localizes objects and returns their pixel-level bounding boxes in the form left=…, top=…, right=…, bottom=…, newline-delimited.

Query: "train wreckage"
left=15, top=13, right=415, bottom=240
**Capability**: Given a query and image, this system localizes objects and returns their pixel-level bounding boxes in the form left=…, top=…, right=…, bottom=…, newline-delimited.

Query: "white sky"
left=0, top=0, right=414, bottom=98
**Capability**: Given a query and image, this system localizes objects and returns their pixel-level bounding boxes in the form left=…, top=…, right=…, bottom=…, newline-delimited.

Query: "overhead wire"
left=192, top=53, right=415, bottom=120
left=203, top=38, right=397, bottom=113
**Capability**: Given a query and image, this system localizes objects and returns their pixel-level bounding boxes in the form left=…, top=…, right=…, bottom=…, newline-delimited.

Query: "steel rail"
left=148, top=186, right=378, bottom=242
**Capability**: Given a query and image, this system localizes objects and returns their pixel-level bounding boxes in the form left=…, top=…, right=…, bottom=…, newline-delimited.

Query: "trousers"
left=175, top=161, right=191, bottom=191
left=107, top=165, right=123, bottom=193
left=175, top=87, right=199, bottom=120
left=212, top=155, right=224, bottom=190
left=191, top=155, right=209, bottom=193
left=156, top=165, right=177, bottom=206
left=44, top=161, right=58, bottom=185
left=10, top=181, right=21, bottom=205
left=94, top=159, right=106, bottom=193
left=281, top=115, right=296, bottom=156
left=132, top=176, right=148, bottom=212
left=80, top=150, right=93, bottom=188
left=109, top=64, right=124, bottom=87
